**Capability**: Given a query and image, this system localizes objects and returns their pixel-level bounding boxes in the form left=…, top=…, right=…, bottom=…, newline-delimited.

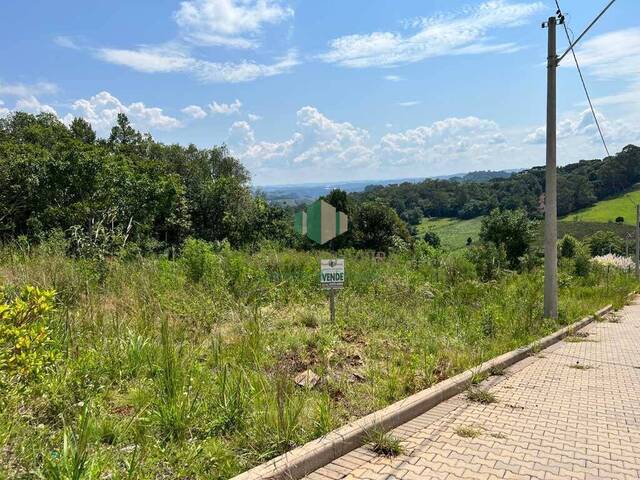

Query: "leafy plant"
left=0, top=286, right=58, bottom=384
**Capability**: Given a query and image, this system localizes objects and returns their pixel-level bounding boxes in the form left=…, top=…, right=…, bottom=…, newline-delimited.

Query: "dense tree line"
left=355, top=144, right=640, bottom=224
left=0, top=112, right=295, bottom=252
left=0, top=112, right=411, bottom=254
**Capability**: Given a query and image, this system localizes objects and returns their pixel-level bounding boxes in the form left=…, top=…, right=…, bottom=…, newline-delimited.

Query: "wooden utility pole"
left=544, top=16, right=558, bottom=320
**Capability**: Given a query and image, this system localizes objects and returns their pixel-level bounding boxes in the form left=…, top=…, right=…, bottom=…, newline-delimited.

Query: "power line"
left=557, top=0, right=617, bottom=64
left=555, top=0, right=611, bottom=158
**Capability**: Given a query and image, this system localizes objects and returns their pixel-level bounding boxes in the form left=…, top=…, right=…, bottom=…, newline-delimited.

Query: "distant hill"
left=354, top=145, right=640, bottom=224
left=258, top=169, right=519, bottom=206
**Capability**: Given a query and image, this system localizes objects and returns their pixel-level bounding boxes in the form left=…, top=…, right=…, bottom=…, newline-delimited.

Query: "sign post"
left=321, top=259, right=344, bottom=322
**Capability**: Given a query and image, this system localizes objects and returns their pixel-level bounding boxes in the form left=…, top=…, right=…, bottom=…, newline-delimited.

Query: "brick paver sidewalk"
left=307, top=299, right=640, bottom=480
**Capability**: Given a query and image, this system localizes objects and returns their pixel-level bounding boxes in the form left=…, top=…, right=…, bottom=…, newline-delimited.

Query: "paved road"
left=306, top=299, right=640, bottom=480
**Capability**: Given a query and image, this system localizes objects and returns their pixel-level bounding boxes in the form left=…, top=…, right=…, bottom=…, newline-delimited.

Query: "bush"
left=0, top=286, right=58, bottom=384
left=586, top=230, right=624, bottom=256
left=559, top=234, right=579, bottom=258
left=574, top=246, right=591, bottom=277
left=466, top=243, right=507, bottom=281
left=479, top=209, right=534, bottom=269
left=615, top=216, right=624, bottom=223
left=181, top=238, right=220, bottom=283
left=423, top=230, right=441, bottom=248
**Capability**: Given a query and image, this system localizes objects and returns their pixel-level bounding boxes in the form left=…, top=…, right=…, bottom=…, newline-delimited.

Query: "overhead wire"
left=554, top=0, right=611, bottom=158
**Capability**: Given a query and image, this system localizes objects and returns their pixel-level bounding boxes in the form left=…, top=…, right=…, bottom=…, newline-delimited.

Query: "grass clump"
left=365, top=429, right=404, bottom=457
left=569, top=363, right=593, bottom=370
left=455, top=426, right=482, bottom=438
left=466, top=387, right=497, bottom=404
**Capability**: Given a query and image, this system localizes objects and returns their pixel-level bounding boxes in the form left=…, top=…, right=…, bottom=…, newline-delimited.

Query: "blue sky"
left=1, top=0, right=639, bottom=185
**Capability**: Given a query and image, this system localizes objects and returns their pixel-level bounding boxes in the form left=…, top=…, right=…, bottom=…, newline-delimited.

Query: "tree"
left=70, top=117, right=96, bottom=144
left=423, top=230, right=441, bottom=248
left=479, top=209, right=534, bottom=268
left=352, top=201, right=411, bottom=252
left=109, top=113, right=141, bottom=145
left=587, top=230, right=624, bottom=256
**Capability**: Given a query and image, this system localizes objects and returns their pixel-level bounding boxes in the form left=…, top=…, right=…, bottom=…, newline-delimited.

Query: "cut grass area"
left=0, top=243, right=636, bottom=479
left=417, top=216, right=483, bottom=251
left=562, top=186, right=640, bottom=225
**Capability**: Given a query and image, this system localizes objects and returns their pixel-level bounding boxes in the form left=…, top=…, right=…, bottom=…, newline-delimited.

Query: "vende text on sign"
left=320, top=259, right=345, bottom=289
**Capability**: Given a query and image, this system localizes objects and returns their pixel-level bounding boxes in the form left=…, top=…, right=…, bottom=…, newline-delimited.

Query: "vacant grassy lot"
left=0, top=240, right=635, bottom=479
left=563, top=187, right=640, bottom=225
left=417, top=217, right=484, bottom=250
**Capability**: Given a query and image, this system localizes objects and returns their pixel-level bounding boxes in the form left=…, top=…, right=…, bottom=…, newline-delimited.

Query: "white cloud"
left=209, top=99, right=242, bottom=115
left=182, top=105, right=208, bottom=119
left=319, top=0, right=543, bottom=68
left=378, top=116, right=505, bottom=166
left=67, top=91, right=182, bottom=133
left=228, top=106, right=374, bottom=169
left=53, top=36, right=81, bottom=50
left=229, top=106, right=515, bottom=178
left=0, top=100, right=9, bottom=117
left=248, top=113, right=262, bottom=122
left=398, top=101, right=421, bottom=107
left=97, top=45, right=195, bottom=73
left=0, top=81, right=58, bottom=97
left=565, top=28, right=640, bottom=110
left=570, top=28, right=640, bottom=80
left=95, top=45, right=299, bottom=83
left=384, top=75, right=403, bottom=82
left=524, top=109, right=637, bottom=147
left=174, top=0, right=294, bottom=48
left=15, top=96, right=58, bottom=116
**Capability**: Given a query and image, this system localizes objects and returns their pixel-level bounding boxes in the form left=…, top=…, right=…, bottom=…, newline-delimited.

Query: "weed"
left=490, top=432, right=507, bottom=439
left=470, top=371, right=488, bottom=385
left=488, top=365, right=505, bottom=376
left=299, top=311, right=319, bottom=329
left=569, top=363, right=592, bottom=370
left=455, top=425, right=482, bottom=438
left=365, top=429, right=404, bottom=457
left=466, top=388, right=497, bottom=404
left=42, top=404, right=96, bottom=480
left=153, top=318, right=198, bottom=441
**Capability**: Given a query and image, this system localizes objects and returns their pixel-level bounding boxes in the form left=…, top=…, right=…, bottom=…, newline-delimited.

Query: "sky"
left=1, top=0, right=639, bottom=186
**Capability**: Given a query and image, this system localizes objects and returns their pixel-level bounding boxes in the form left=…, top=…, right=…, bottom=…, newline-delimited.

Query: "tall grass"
left=0, top=241, right=636, bottom=479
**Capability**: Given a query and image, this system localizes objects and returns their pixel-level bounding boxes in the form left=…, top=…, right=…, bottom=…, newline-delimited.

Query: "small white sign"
left=320, top=259, right=345, bottom=289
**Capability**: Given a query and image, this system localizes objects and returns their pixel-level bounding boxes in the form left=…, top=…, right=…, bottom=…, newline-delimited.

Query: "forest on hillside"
left=356, top=145, right=640, bottom=225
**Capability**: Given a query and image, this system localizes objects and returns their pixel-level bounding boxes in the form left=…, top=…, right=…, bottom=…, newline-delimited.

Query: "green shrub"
left=587, top=230, right=624, bottom=256
left=574, top=246, right=591, bottom=277
left=559, top=234, right=579, bottom=258
left=466, top=243, right=507, bottom=281
left=423, top=230, right=441, bottom=248
left=0, top=286, right=59, bottom=384
left=181, top=237, right=219, bottom=283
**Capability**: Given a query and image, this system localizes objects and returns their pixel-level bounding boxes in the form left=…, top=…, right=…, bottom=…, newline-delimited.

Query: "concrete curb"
left=233, top=304, right=614, bottom=480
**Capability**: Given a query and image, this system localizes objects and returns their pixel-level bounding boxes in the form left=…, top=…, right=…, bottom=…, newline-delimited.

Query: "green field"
left=417, top=217, right=484, bottom=250
left=563, top=188, right=640, bottom=225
